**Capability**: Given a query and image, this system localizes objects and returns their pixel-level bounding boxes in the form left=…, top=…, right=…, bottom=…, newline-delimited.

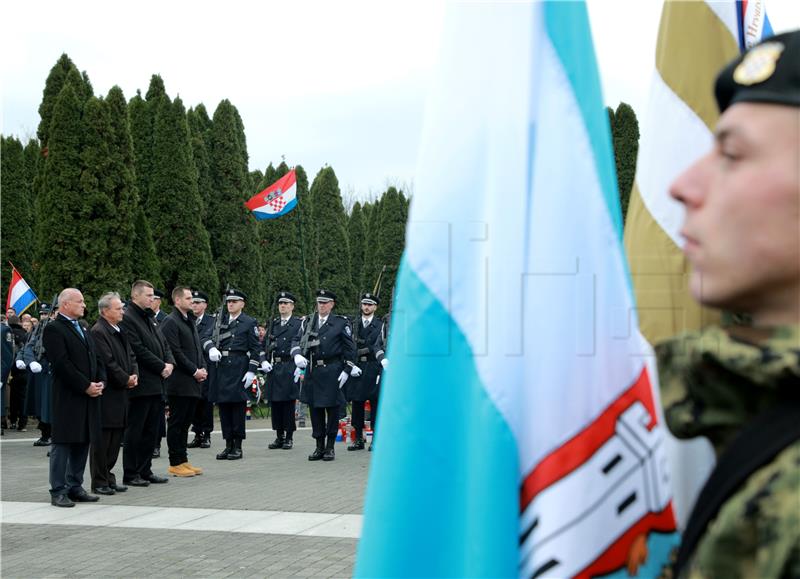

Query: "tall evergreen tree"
left=23, top=139, right=41, bottom=206
left=308, top=166, right=353, bottom=306
left=149, top=95, right=218, bottom=294
left=1, top=136, right=35, bottom=306
left=130, top=206, right=162, bottom=286
left=348, top=202, right=367, bottom=294
left=610, top=102, right=640, bottom=225
left=128, top=91, right=153, bottom=214
left=207, top=99, right=265, bottom=315
left=187, top=105, right=214, bottom=220
left=294, top=165, right=313, bottom=308
left=33, top=82, right=85, bottom=298
left=37, top=54, right=78, bottom=148
left=371, top=187, right=406, bottom=311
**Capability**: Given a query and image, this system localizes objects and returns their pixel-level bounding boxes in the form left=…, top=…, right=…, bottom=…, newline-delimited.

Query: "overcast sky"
left=2, top=1, right=798, bottom=200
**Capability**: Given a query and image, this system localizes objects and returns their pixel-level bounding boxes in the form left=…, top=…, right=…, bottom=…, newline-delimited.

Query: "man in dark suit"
left=90, top=292, right=138, bottom=495
left=291, top=289, right=359, bottom=462
left=188, top=290, right=215, bottom=449
left=120, top=280, right=174, bottom=487
left=160, top=286, right=206, bottom=477
left=43, top=288, right=105, bottom=507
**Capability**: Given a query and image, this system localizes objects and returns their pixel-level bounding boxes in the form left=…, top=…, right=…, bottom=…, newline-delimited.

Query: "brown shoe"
left=167, top=464, right=195, bottom=477
left=181, top=462, right=203, bottom=475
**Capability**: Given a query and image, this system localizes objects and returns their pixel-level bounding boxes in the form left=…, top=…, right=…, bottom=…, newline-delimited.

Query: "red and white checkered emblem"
left=264, top=189, right=286, bottom=212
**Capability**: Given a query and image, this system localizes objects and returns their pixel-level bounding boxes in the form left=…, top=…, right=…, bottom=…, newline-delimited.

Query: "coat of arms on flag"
left=245, top=169, right=298, bottom=220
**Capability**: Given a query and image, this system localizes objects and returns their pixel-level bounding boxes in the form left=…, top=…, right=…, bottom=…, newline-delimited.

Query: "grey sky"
left=2, top=1, right=798, bottom=200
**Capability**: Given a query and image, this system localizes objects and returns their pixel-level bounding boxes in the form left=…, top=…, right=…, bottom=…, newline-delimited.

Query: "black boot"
left=282, top=432, right=294, bottom=450
left=187, top=433, right=202, bottom=448
left=200, top=433, right=211, bottom=448
left=268, top=431, right=285, bottom=449
left=308, top=438, right=325, bottom=461
left=216, top=439, right=232, bottom=460
left=347, top=430, right=365, bottom=451
left=323, top=435, right=336, bottom=461
left=228, top=438, right=243, bottom=460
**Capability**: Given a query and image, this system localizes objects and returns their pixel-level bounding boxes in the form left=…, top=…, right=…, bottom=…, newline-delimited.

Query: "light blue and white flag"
left=356, top=3, right=678, bottom=578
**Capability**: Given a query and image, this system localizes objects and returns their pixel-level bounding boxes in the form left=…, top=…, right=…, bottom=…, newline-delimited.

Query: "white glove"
left=30, top=361, right=43, bottom=373
left=15, top=360, right=26, bottom=370
left=337, top=371, right=349, bottom=389
left=381, top=358, right=389, bottom=369
left=242, top=371, right=256, bottom=388
left=293, top=367, right=304, bottom=383
left=294, top=354, right=308, bottom=369
left=208, top=347, right=222, bottom=362
left=261, top=361, right=273, bottom=373
left=349, top=365, right=362, bottom=377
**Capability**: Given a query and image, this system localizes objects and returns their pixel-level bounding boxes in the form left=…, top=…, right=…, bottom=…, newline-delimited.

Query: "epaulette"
left=337, top=314, right=350, bottom=321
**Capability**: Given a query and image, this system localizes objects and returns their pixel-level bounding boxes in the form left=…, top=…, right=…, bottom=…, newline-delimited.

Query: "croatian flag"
left=356, top=3, right=678, bottom=578
left=245, top=169, right=298, bottom=220
left=6, top=266, right=37, bottom=316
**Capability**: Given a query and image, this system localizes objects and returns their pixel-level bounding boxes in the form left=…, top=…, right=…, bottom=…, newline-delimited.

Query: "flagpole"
left=292, top=171, right=312, bottom=308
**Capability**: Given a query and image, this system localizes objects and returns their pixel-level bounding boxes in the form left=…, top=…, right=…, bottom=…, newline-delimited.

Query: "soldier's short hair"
left=98, top=291, right=121, bottom=312
left=172, top=286, right=191, bottom=302
left=131, top=280, right=154, bottom=297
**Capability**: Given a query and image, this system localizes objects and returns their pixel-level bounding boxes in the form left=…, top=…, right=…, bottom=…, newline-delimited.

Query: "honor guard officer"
left=292, top=289, right=360, bottom=461
left=151, top=290, right=167, bottom=325
left=347, top=293, right=385, bottom=452
left=19, top=302, right=57, bottom=446
left=265, top=292, right=303, bottom=450
left=151, top=288, right=168, bottom=458
left=188, top=290, right=215, bottom=449
left=207, top=288, right=261, bottom=461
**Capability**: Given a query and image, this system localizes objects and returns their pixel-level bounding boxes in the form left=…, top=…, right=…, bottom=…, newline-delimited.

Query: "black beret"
left=715, top=30, right=800, bottom=113
left=360, top=292, right=380, bottom=306
left=225, top=288, right=247, bottom=301
left=276, top=291, right=296, bottom=304
left=191, top=290, right=209, bottom=303
left=316, top=289, right=336, bottom=302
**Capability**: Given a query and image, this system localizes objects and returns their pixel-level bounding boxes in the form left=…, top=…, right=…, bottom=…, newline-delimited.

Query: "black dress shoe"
left=152, top=447, right=160, bottom=458
left=282, top=439, right=293, bottom=450
left=33, top=437, right=51, bottom=447
left=322, top=448, right=335, bottom=461
left=146, top=474, right=168, bottom=484
left=199, top=436, right=211, bottom=449
left=123, top=476, right=150, bottom=487
left=51, top=494, right=75, bottom=508
left=91, top=486, right=115, bottom=496
left=69, top=491, right=100, bottom=502
left=347, top=438, right=365, bottom=451
left=308, top=448, right=324, bottom=461
left=187, top=436, right=202, bottom=448
left=268, top=438, right=284, bottom=449
left=110, top=483, right=128, bottom=492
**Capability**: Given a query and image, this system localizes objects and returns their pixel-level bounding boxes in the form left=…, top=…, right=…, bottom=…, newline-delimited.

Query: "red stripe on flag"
left=245, top=169, right=297, bottom=211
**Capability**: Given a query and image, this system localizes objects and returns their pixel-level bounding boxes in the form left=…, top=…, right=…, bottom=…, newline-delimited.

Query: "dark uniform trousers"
left=351, top=397, right=379, bottom=435
left=167, top=395, right=198, bottom=466
left=271, top=400, right=297, bottom=436
left=191, top=397, right=214, bottom=437
left=219, top=402, right=246, bottom=440
left=310, top=406, right=339, bottom=440
left=90, top=428, right=124, bottom=489
left=123, top=395, right=162, bottom=480
left=50, top=443, right=90, bottom=497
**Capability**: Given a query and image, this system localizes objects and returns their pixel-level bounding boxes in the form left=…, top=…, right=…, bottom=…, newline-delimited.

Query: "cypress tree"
left=1, top=136, right=35, bottom=306
left=295, top=165, right=313, bottom=308
left=308, top=166, right=353, bottom=306
left=33, top=82, right=85, bottom=298
left=187, top=105, right=214, bottom=220
left=23, top=139, right=41, bottom=206
left=37, top=54, right=78, bottom=149
left=130, top=205, right=162, bottom=286
left=348, top=202, right=367, bottom=294
left=149, top=95, right=218, bottom=294
left=207, top=99, right=265, bottom=316
left=611, top=102, right=640, bottom=225
left=128, top=91, right=153, bottom=212
left=372, top=187, right=406, bottom=311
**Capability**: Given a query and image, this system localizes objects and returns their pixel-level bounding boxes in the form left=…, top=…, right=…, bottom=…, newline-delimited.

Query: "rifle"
left=32, top=294, right=57, bottom=360
left=298, top=311, right=320, bottom=362
left=211, top=284, right=230, bottom=353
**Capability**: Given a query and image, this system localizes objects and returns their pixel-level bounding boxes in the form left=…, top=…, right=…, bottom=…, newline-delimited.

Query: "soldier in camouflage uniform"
left=658, top=30, right=800, bottom=579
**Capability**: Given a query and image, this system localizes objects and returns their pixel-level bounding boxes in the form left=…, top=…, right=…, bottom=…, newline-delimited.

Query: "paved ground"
left=1, top=416, right=372, bottom=578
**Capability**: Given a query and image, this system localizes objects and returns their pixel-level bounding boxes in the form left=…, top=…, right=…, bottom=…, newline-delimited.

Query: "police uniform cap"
left=715, top=30, right=800, bottom=113
left=225, top=288, right=247, bottom=302
left=39, top=303, right=52, bottom=314
left=360, top=292, right=380, bottom=306
left=316, top=289, right=336, bottom=302
left=191, top=290, right=209, bottom=303
left=276, top=291, right=296, bottom=304
left=153, top=289, right=165, bottom=299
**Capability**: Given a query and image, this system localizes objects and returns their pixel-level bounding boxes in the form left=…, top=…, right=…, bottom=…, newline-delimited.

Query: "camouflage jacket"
left=656, top=325, right=800, bottom=579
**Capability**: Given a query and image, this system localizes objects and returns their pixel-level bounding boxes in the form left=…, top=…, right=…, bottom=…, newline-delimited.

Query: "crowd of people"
left=1, top=281, right=389, bottom=507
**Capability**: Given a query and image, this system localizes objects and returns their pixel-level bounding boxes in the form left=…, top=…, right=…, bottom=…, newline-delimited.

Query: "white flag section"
left=357, top=3, right=678, bottom=578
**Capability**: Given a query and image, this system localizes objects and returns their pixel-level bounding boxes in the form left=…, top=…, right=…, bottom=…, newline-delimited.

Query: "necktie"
left=72, top=320, right=85, bottom=339
left=363, top=319, right=368, bottom=328
left=281, top=319, right=287, bottom=327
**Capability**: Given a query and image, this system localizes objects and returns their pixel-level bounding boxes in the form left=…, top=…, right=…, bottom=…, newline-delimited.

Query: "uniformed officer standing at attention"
left=292, top=289, right=359, bottom=461
left=151, top=288, right=168, bottom=458
left=346, top=293, right=385, bottom=452
left=188, top=290, right=215, bottom=449
left=207, top=288, right=262, bottom=461
left=151, top=290, right=168, bottom=325
left=264, top=291, right=303, bottom=450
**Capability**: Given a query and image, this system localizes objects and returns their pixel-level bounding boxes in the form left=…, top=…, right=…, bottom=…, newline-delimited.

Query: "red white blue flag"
left=6, top=265, right=37, bottom=315
left=245, top=169, right=298, bottom=220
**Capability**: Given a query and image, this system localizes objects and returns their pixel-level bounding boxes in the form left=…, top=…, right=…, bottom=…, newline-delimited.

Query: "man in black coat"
left=120, top=280, right=174, bottom=486
left=264, top=291, right=303, bottom=450
left=160, top=286, right=206, bottom=477
left=43, top=288, right=105, bottom=507
left=291, top=289, right=359, bottom=462
left=89, top=292, right=138, bottom=495
left=188, top=290, right=215, bottom=449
